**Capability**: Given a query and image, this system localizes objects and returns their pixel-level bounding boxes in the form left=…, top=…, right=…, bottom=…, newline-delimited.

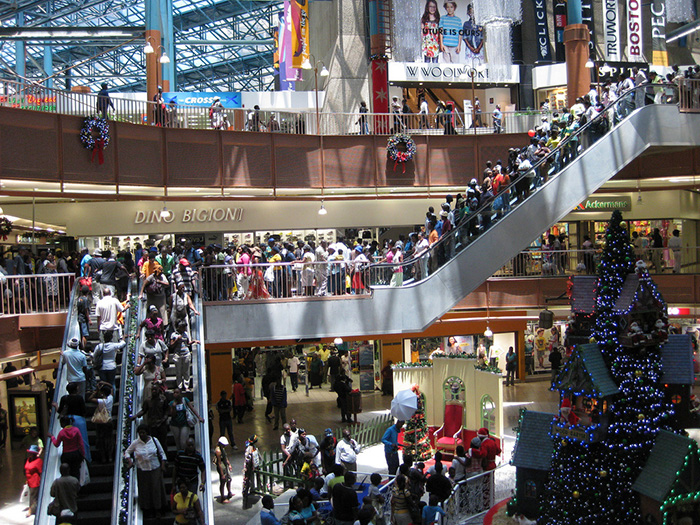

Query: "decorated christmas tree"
left=539, top=211, right=676, bottom=524
left=402, top=384, right=432, bottom=461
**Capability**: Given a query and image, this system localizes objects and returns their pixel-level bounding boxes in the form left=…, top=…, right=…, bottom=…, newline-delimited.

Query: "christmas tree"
left=402, top=384, right=432, bottom=461
left=539, top=211, right=676, bottom=524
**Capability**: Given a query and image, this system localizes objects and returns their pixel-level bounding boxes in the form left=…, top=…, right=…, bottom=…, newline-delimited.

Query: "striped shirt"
left=174, top=450, right=205, bottom=483
left=439, top=15, right=462, bottom=47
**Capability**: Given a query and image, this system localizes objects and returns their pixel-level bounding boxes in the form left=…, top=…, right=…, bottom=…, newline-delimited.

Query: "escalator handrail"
left=34, top=278, right=81, bottom=525
left=111, top=280, right=138, bottom=525
left=368, top=83, right=680, bottom=273
left=191, top=291, right=214, bottom=525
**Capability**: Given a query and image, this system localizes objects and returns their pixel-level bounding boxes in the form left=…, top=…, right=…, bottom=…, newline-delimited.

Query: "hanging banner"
left=651, top=0, right=668, bottom=66
left=371, top=59, right=390, bottom=133
left=291, top=0, right=310, bottom=69
left=553, top=0, right=567, bottom=63
left=532, top=0, right=553, bottom=63
left=581, top=0, right=595, bottom=58
left=603, top=0, right=621, bottom=61
left=284, top=0, right=301, bottom=82
left=627, top=0, right=643, bottom=62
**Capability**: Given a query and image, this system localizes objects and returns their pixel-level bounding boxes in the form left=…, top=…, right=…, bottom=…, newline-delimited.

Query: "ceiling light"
left=318, top=201, right=327, bottom=215
left=160, top=205, right=171, bottom=219
left=333, top=337, right=343, bottom=345
left=320, top=66, right=329, bottom=77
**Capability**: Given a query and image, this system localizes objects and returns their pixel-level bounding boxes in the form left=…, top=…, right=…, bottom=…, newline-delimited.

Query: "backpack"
left=145, top=278, right=163, bottom=295
left=93, top=344, right=104, bottom=370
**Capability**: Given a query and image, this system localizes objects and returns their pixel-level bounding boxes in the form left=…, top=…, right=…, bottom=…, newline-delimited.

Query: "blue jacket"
left=382, top=425, right=400, bottom=454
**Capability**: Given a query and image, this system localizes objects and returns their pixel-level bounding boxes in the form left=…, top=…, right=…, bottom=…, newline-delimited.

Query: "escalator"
left=115, top=289, right=213, bottom=525
left=34, top=282, right=136, bottom=525
left=205, top=86, right=700, bottom=343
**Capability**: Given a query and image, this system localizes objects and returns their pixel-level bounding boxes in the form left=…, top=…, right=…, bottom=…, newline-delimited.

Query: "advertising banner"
left=627, top=0, right=643, bottom=62
left=651, top=0, right=668, bottom=66
left=581, top=0, right=595, bottom=58
left=284, top=0, right=301, bottom=82
left=553, top=0, right=567, bottom=63
left=603, top=0, right=621, bottom=61
left=291, top=0, right=310, bottom=69
left=162, top=92, right=241, bottom=109
left=532, top=0, right=553, bottom=64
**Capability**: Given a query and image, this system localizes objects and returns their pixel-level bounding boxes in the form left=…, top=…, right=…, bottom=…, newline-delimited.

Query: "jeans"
left=174, top=352, right=191, bottom=390
left=99, top=368, right=117, bottom=395
left=385, top=449, right=399, bottom=475
left=290, top=372, right=298, bottom=391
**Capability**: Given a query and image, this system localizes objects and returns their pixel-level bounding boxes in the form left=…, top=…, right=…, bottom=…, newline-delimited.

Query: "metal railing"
left=0, top=78, right=559, bottom=135
left=442, top=464, right=515, bottom=525
left=0, top=273, right=75, bottom=316
left=33, top=279, right=80, bottom=525
left=678, top=78, right=700, bottom=113
left=193, top=84, right=683, bottom=305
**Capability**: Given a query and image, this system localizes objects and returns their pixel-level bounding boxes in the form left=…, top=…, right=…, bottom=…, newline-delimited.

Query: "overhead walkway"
left=205, top=89, right=700, bottom=343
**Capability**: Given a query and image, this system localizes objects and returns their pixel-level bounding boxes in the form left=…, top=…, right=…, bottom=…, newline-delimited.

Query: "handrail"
left=0, top=273, right=75, bottom=316
left=33, top=278, right=80, bottom=525
left=111, top=281, right=137, bottom=525
left=442, top=463, right=514, bottom=525
left=191, top=290, right=214, bottom=525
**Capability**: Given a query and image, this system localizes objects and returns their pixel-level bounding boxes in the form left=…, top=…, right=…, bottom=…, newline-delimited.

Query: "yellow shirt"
left=269, top=253, right=282, bottom=271
left=173, top=491, right=198, bottom=524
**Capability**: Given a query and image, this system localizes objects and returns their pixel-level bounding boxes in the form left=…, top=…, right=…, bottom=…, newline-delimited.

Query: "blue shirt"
left=422, top=504, right=446, bottom=525
left=439, top=15, right=462, bottom=48
left=63, top=348, right=87, bottom=382
left=382, top=425, right=400, bottom=454
left=260, top=508, right=282, bottom=525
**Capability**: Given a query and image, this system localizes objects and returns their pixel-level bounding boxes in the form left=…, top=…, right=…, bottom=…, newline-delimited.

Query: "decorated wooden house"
left=565, top=276, right=598, bottom=348
left=551, top=342, right=620, bottom=440
left=613, top=268, right=669, bottom=349
left=510, top=410, right=555, bottom=519
left=660, top=334, right=697, bottom=428
left=632, top=430, right=700, bottom=524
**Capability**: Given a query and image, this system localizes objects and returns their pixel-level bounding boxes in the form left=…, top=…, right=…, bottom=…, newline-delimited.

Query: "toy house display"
left=660, top=334, right=696, bottom=428
left=551, top=342, right=620, bottom=440
left=613, top=266, right=669, bottom=349
left=631, top=430, right=700, bottom=524
left=510, top=410, right=555, bottom=519
left=565, top=276, right=598, bottom=348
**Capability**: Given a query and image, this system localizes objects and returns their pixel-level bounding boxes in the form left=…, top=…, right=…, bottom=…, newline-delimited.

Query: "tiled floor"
left=0, top=377, right=563, bottom=525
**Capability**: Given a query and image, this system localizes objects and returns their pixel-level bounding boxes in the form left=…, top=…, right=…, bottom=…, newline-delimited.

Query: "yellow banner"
left=292, top=0, right=310, bottom=69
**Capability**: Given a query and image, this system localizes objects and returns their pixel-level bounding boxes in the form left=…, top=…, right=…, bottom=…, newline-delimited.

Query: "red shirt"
left=25, top=457, right=43, bottom=488
left=473, top=437, right=501, bottom=471
left=51, top=426, right=85, bottom=456
left=233, top=383, right=246, bottom=406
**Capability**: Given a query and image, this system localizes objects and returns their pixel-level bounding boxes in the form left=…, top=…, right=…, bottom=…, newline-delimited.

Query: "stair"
left=203, top=102, right=700, bottom=343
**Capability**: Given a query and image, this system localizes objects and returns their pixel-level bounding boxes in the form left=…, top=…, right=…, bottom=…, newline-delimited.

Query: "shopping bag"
left=19, top=484, right=29, bottom=504
left=79, top=460, right=91, bottom=486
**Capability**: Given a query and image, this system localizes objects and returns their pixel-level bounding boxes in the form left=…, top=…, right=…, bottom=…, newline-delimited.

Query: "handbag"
left=185, top=404, right=197, bottom=428
left=184, top=492, right=199, bottom=523
left=47, top=499, right=62, bottom=517
left=92, top=401, right=111, bottom=424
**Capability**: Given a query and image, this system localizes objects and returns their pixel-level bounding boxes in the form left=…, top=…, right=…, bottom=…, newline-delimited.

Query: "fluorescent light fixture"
left=667, top=19, right=700, bottom=44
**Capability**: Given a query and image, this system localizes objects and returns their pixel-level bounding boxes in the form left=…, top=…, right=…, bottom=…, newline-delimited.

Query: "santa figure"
left=557, top=398, right=580, bottom=426
left=471, top=427, right=501, bottom=471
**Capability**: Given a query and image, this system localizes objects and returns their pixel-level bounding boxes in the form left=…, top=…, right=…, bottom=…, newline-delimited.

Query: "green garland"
left=474, top=363, right=503, bottom=375
left=392, top=361, right=433, bottom=369
left=431, top=352, right=479, bottom=360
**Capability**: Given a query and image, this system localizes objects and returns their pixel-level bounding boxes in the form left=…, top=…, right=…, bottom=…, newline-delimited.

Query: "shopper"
left=24, top=444, right=43, bottom=517
left=124, top=424, right=167, bottom=518
left=214, top=436, right=234, bottom=503
left=49, top=416, right=85, bottom=480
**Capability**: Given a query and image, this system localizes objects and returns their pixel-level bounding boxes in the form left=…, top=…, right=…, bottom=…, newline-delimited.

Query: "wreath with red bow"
left=79, top=116, right=110, bottom=165
left=0, top=217, right=13, bottom=240
left=387, top=133, right=416, bottom=173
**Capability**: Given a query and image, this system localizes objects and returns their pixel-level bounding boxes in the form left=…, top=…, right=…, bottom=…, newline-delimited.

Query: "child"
left=368, top=472, right=386, bottom=525
left=261, top=494, right=282, bottom=525
left=447, top=466, right=457, bottom=486
left=310, top=477, right=325, bottom=501
left=422, top=494, right=447, bottom=525
left=438, top=1, right=462, bottom=63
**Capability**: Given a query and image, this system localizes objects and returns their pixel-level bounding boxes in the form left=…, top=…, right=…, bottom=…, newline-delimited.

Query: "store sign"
left=603, top=0, right=621, bottom=61
left=593, top=61, right=649, bottom=84
left=134, top=207, right=244, bottom=225
left=581, top=0, right=595, bottom=59
left=572, top=197, right=632, bottom=212
left=388, top=62, right=520, bottom=84
left=651, top=0, right=668, bottom=66
left=553, top=0, right=567, bottom=62
left=627, top=0, right=643, bottom=62
left=162, top=92, right=242, bottom=109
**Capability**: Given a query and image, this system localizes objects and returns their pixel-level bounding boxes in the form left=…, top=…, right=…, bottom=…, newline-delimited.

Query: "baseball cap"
left=179, top=258, right=190, bottom=266
left=27, top=444, right=40, bottom=454
left=324, top=428, right=333, bottom=436
left=218, top=436, right=229, bottom=446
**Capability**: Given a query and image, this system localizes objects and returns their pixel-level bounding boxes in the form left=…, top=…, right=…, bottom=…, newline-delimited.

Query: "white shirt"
left=98, top=394, right=114, bottom=415
left=668, top=236, right=681, bottom=251
left=335, top=438, right=360, bottom=465
left=420, top=100, right=428, bottom=114
left=124, top=436, right=165, bottom=471
left=289, top=356, right=300, bottom=374
left=96, top=295, right=124, bottom=331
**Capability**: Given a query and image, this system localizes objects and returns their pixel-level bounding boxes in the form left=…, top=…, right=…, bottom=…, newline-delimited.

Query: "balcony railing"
left=0, top=273, right=75, bottom=315
left=0, top=78, right=569, bottom=135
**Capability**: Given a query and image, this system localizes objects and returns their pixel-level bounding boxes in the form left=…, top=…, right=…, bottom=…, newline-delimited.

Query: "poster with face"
left=420, top=1, right=484, bottom=65
left=444, top=335, right=475, bottom=355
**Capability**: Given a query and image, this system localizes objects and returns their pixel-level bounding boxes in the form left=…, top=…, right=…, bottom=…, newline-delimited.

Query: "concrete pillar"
left=563, top=24, right=590, bottom=106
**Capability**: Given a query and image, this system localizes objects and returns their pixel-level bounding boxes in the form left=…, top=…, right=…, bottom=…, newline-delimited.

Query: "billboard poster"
left=419, top=1, right=485, bottom=65
left=553, top=0, right=567, bottom=63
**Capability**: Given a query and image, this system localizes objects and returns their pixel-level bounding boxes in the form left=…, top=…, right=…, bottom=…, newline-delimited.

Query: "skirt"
left=136, top=467, right=166, bottom=511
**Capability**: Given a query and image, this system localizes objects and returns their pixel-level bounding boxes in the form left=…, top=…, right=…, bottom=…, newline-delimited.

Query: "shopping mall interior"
left=1, top=0, right=700, bottom=524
